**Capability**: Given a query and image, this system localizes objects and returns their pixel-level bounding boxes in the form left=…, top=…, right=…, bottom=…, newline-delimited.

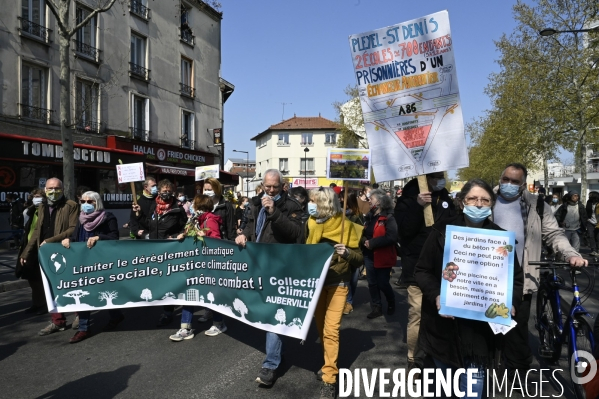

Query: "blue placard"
left=439, top=225, right=516, bottom=326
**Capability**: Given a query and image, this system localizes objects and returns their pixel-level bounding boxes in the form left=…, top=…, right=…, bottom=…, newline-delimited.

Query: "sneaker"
left=72, top=315, right=79, bottom=330
left=366, top=306, right=383, bottom=319
left=70, top=330, right=91, bottom=343
left=590, top=251, right=599, bottom=257
left=199, top=310, right=213, bottom=322
left=320, top=381, right=336, bottom=398
left=256, top=367, right=276, bottom=385
left=343, top=302, right=353, bottom=315
left=169, top=328, right=195, bottom=342
left=39, top=322, right=66, bottom=336
left=205, top=323, right=227, bottom=336
left=104, top=314, right=125, bottom=331
left=156, top=314, right=173, bottom=327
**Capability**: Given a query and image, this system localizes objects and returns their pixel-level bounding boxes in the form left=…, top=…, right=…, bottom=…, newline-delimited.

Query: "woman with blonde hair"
left=306, top=187, right=363, bottom=398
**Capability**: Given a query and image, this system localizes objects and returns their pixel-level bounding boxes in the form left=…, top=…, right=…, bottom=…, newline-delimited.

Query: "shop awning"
left=146, top=163, right=239, bottom=185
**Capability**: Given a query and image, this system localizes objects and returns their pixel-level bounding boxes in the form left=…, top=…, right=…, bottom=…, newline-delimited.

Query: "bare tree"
left=63, top=290, right=90, bottom=305
left=45, top=0, right=122, bottom=199
left=232, top=298, right=248, bottom=319
left=98, top=291, right=118, bottom=306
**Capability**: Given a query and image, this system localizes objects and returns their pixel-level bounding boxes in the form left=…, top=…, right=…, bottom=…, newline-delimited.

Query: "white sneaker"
left=169, top=328, right=195, bottom=342
left=204, top=323, right=227, bottom=336
left=199, top=310, right=213, bottom=322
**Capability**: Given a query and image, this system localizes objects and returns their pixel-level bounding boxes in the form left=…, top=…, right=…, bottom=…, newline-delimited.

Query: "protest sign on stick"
left=117, top=161, right=145, bottom=206
left=348, top=10, right=468, bottom=183
left=439, top=225, right=516, bottom=326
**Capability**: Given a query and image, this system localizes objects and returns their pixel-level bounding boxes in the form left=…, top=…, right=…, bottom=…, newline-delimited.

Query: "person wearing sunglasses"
left=60, top=191, right=122, bottom=343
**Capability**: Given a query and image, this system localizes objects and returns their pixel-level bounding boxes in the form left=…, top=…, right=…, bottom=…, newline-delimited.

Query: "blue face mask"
left=81, top=203, right=95, bottom=214
left=307, top=203, right=318, bottom=216
left=552, top=198, right=558, bottom=203
left=150, top=186, right=158, bottom=196
left=272, top=194, right=281, bottom=202
left=463, top=205, right=491, bottom=223
left=499, top=183, right=521, bottom=199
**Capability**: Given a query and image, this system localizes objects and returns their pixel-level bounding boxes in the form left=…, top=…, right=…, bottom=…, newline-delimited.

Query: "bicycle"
left=532, top=260, right=597, bottom=399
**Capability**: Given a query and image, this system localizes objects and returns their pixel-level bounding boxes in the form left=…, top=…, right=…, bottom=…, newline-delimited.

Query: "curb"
left=0, top=279, right=29, bottom=293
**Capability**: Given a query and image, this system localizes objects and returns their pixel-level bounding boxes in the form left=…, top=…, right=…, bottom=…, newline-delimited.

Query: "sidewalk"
left=0, top=248, right=28, bottom=292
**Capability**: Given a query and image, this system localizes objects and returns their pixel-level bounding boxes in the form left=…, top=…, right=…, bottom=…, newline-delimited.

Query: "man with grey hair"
left=235, top=168, right=303, bottom=386
left=21, top=177, right=78, bottom=335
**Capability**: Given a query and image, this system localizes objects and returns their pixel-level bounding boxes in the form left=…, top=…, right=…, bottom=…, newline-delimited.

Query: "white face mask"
left=204, top=190, right=215, bottom=197
left=32, top=197, right=43, bottom=207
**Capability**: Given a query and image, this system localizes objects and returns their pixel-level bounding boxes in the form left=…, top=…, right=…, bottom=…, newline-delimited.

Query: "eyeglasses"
left=80, top=200, right=96, bottom=204
left=464, top=197, right=492, bottom=206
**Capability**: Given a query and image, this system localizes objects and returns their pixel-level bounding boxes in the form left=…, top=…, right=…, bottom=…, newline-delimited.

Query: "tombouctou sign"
left=39, top=238, right=334, bottom=339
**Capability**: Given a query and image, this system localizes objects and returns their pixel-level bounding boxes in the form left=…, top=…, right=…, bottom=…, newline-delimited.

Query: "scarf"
left=306, top=214, right=362, bottom=248
left=255, top=206, right=268, bottom=243
left=79, top=210, right=106, bottom=232
left=155, top=196, right=173, bottom=216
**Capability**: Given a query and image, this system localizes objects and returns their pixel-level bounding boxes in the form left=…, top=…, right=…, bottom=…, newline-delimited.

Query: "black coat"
left=361, top=210, right=398, bottom=260
left=213, top=197, right=236, bottom=241
left=16, top=205, right=40, bottom=280
left=70, top=212, right=119, bottom=242
left=414, top=214, right=524, bottom=368
left=9, top=198, right=24, bottom=228
left=554, top=201, right=588, bottom=228
left=147, top=202, right=187, bottom=239
left=394, top=178, right=455, bottom=285
left=129, top=194, right=155, bottom=237
left=242, top=191, right=304, bottom=244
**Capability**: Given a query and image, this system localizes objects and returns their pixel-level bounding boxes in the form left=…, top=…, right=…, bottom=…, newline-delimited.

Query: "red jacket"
left=197, top=212, right=222, bottom=239
left=373, top=215, right=397, bottom=268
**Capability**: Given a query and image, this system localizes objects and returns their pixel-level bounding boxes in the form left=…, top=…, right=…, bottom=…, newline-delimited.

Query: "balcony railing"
left=73, top=40, right=101, bottom=61
left=130, top=127, right=149, bottom=141
left=130, top=0, right=150, bottom=19
left=19, top=104, right=53, bottom=122
left=18, top=17, right=51, bottom=42
left=180, top=28, right=195, bottom=45
left=181, top=140, right=195, bottom=149
left=129, top=62, right=150, bottom=80
left=76, top=120, right=101, bottom=134
left=180, top=83, right=195, bottom=98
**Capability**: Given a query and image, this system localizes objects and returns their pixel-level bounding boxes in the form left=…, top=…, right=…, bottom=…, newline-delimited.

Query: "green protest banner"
left=39, top=237, right=334, bottom=339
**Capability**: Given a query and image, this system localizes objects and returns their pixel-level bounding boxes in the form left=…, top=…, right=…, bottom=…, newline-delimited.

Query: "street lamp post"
left=303, top=147, right=309, bottom=187
left=233, top=149, right=249, bottom=198
left=539, top=25, right=599, bottom=202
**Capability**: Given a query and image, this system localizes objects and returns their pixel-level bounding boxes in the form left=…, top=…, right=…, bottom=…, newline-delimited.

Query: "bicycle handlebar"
left=529, top=261, right=599, bottom=269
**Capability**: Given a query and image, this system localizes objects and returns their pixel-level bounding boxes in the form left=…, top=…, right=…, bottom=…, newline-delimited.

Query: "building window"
left=325, top=132, right=336, bottom=145
left=130, top=0, right=150, bottom=19
left=180, top=3, right=194, bottom=45
left=20, top=0, right=49, bottom=42
left=279, top=158, right=288, bottom=172
left=130, top=94, right=149, bottom=140
left=277, top=133, right=289, bottom=145
left=130, top=33, right=149, bottom=80
left=181, top=110, right=194, bottom=148
left=74, top=7, right=99, bottom=61
left=300, top=158, right=315, bottom=174
left=180, top=57, right=194, bottom=97
left=20, top=63, right=52, bottom=122
left=75, top=79, right=99, bottom=133
left=301, top=133, right=313, bottom=146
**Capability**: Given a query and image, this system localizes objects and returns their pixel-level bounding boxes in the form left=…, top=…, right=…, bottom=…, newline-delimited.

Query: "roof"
left=227, top=158, right=256, bottom=164
left=251, top=115, right=339, bottom=141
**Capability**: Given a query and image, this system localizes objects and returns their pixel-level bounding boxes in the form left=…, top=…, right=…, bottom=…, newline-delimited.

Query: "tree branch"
left=68, top=0, right=119, bottom=39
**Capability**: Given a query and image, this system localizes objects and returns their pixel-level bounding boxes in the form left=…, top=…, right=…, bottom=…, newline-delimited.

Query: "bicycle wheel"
left=568, top=317, right=594, bottom=399
left=536, top=286, right=561, bottom=363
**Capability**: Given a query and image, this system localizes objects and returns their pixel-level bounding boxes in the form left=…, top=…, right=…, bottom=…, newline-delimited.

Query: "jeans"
left=78, top=309, right=123, bottom=332
left=346, top=268, right=359, bottom=305
left=315, top=285, right=348, bottom=384
left=565, top=229, right=580, bottom=252
left=587, top=222, right=598, bottom=251
left=263, top=332, right=283, bottom=369
left=432, top=357, right=486, bottom=398
left=181, top=307, right=223, bottom=328
left=364, top=257, right=395, bottom=307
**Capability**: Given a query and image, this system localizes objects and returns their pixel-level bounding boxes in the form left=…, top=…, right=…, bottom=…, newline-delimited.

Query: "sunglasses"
left=80, top=200, right=96, bottom=204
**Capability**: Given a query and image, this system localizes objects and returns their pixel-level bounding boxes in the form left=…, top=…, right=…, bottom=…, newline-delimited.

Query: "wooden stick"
left=417, top=175, right=434, bottom=227
left=339, top=181, right=349, bottom=244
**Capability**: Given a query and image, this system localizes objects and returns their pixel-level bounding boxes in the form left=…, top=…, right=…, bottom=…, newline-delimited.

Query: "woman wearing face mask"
left=357, top=186, right=372, bottom=216
left=16, top=188, right=47, bottom=314
left=177, top=189, right=192, bottom=218
left=360, top=189, right=398, bottom=319
left=61, top=191, right=122, bottom=343
left=414, top=179, right=523, bottom=398
left=195, top=178, right=236, bottom=333
left=235, top=196, right=249, bottom=230
left=306, top=187, right=363, bottom=397
left=148, top=179, right=188, bottom=327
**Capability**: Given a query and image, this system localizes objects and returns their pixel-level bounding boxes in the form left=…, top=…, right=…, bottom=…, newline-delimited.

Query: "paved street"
left=1, top=248, right=599, bottom=398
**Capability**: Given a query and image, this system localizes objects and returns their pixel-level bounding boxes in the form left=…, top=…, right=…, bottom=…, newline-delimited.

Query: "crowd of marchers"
left=5, top=163, right=596, bottom=399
